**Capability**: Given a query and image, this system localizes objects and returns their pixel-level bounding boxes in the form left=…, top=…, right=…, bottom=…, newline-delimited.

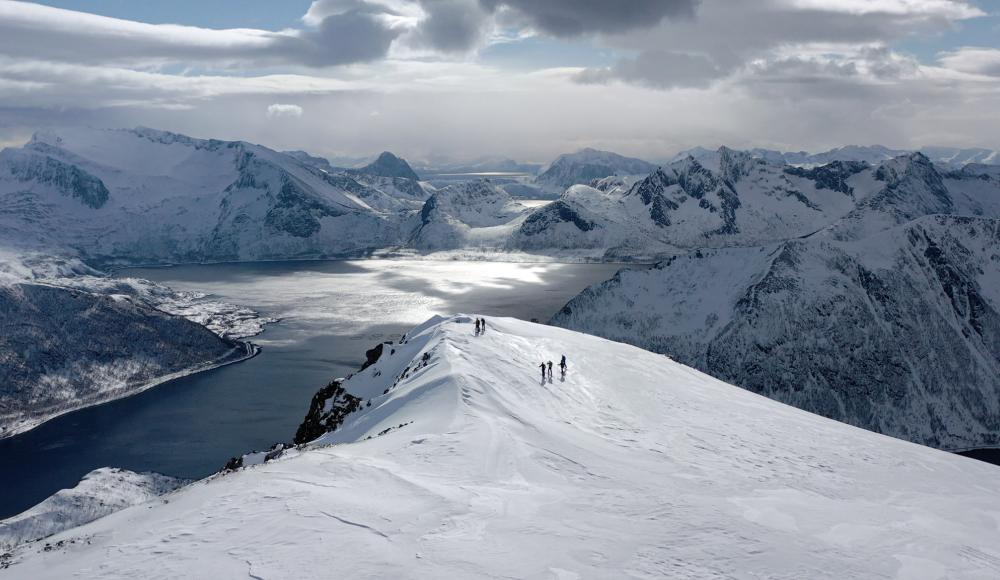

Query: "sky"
left=0, top=0, right=998, bottom=163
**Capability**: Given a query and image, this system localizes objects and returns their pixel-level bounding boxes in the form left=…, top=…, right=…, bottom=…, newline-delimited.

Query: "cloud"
left=266, top=103, right=304, bottom=118
left=410, top=0, right=488, bottom=52
left=0, top=0, right=997, bottom=163
left=937, top=47, right=1000, bottom=77
left=572, top=0, right=981, bottom=89
left=0, top=0, right=406, bottom=68
left=575, top=51, right=724, bottom=89
left=480, top=0, right=699, bottom=37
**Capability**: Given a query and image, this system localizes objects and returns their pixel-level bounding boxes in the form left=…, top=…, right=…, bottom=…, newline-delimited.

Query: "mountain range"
left=552, top=157, right=1000, bottom=449
left=3, top=127, right=1000, bottom=451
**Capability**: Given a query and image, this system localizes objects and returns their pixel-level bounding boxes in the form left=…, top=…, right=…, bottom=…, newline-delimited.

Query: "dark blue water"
left=957, top=448, right=1000, bottom=467
left=0, top=259, right=624, bottom=518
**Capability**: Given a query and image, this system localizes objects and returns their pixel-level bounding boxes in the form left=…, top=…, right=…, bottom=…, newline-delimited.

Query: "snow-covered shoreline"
left=0, top=342, right=259, bottom=441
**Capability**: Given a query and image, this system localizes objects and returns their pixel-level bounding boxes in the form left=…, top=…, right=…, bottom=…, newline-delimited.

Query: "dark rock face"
left=675, top=159, right=718, bottom=200
left=419, top=194, right=439, bottom=225
left=6, top=154, right=109, bottom=209
left=629, top=169, right=676, bottom=205
left=360, top=342, right=392, bottom=371
left=520, top=200, right=595, bottom=235
left=784, top=161, right=868, bottom=195
left=264, top=175, right=346, bottom=238
left=357, top=152, right=420, bottom=180
left=292, top=380, right=363, bottom=445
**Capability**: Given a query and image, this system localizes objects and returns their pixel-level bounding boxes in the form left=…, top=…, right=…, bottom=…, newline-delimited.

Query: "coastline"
left=103, top=248, right=662, bottom=273
left=0, top=342, right=260, bottom=441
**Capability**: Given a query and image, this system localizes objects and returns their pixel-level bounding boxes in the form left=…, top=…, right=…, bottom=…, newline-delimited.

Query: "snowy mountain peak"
left=358, top=151, right=420, bottom=180
left=717, top=146, right=756, bottom=183
left=872, top=152, right=951, bottom=211
left=536, top=148, right=656, bottom=189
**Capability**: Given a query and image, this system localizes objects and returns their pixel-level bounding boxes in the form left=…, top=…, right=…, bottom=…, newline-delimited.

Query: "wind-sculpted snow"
left=554, top=215, right=1000, bottom=449
left=0, top=468, right=186, bottom=550
left=4, top=316, right=999, bottom=578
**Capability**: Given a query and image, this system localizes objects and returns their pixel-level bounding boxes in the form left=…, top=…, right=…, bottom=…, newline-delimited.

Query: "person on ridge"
left=559, top=355, right=567, bottom=375
left=539, top=362, right=547, bottom=381
left=474, top=318, right=481, bottom=334
left=547, top=361, right=553, bottom=379
left=480, top=318, right=487, bottom=332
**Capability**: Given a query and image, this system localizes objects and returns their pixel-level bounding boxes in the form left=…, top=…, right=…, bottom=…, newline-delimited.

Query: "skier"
left=474, top=318, right=481, bottom=334
left=480, top=318, right=487, bottom=332
left=539, top=362, right=547, bottom=381
left=547, top=361, right=553, bottom=379
left=559, top=355, right=567, bottom=375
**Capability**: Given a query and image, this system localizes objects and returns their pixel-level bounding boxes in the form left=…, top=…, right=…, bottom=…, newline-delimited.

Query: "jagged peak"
left=875, top=151, right=940, bottom=184
left=718, top=146, right=755, bottom=183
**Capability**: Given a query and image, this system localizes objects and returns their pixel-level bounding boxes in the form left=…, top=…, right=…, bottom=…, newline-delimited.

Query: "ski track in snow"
left=4, top=316, right=1000, bottom=579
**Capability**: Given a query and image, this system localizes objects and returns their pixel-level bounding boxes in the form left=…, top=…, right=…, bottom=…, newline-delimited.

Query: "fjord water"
left=0, top=259, right=623, bottom=519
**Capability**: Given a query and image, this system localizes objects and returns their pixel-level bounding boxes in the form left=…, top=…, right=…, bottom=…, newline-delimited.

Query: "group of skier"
left=539, top=355, right=567, bottom=382
left=468, top=317, right=566, bottom=382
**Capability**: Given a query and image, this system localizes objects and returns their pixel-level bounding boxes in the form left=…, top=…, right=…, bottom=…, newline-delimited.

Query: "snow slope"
left=410, top=179, right=528, bottom=250
left=0, top=468, right=186, bottom=550
left=553, top=215, right=1000, bottom=449
left=4, top=316, right=999, bottom=578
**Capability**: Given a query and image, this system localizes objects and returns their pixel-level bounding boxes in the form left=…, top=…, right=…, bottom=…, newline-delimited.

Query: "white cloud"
left=0, top=0, right=996, bottom=162
left=781, top=0, right=983, bottom=18
left=0, top=0, right=407, bottom=68
left=938, top=47, right=1000, bottom=77
left=266, top=103, right=305, bottom=118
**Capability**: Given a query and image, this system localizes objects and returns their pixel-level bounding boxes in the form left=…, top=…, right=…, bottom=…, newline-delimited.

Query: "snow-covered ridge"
left=671, top=144, right=1000, bottom=169
left=4, top=127, right=998, bottom=264
left=4, top=315, right=999, bottom=578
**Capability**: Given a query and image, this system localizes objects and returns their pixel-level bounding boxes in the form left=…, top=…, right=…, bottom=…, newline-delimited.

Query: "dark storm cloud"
left=480, top=0, right=699, bottom=37
left=412, top=0, right=488, bottom=52
left=284, top=6, right=403, bottom=66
